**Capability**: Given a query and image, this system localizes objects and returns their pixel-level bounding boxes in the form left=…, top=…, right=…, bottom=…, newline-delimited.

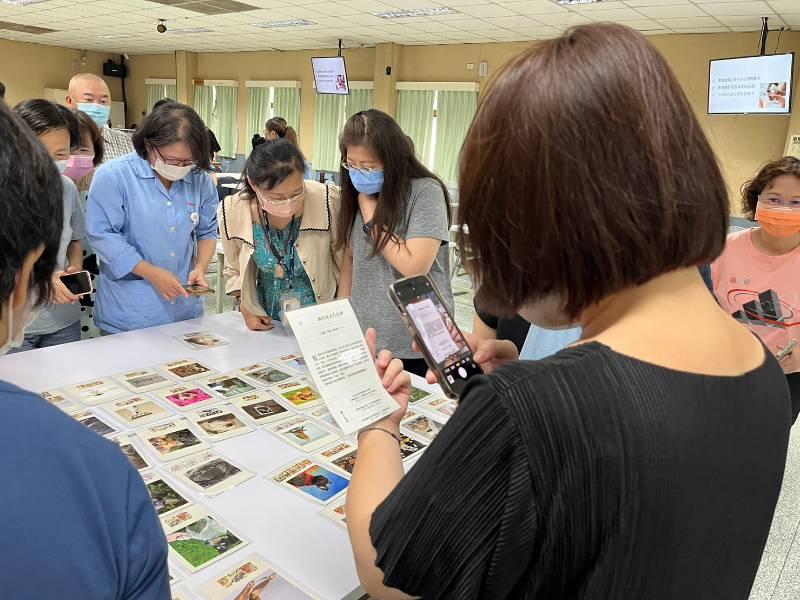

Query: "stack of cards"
left=269, top=458, right=349, bottom=505
left=161, top=505, right=247, bottom=573
left=138, top=419, right=210, bottom=462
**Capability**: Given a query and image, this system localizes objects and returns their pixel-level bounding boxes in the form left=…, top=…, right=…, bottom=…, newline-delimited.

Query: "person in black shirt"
left=207, top=128, right=221, bottom=163
left=346, top=24, right=792, bottom=600
left=472, top=296, right=529, bottom=353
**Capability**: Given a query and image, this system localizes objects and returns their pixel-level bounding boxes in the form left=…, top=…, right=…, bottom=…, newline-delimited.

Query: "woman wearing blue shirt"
left=87, top=102, right=219, bottom=333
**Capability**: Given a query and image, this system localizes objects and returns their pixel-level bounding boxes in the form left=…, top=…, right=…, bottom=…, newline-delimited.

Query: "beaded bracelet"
left=358, top=426, right=402, bottom=445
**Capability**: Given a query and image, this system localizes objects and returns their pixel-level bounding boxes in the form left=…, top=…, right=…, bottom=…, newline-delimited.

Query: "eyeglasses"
left=257, top=184, right=305, bottom=206
left=155, top=147, right=195, bottom=168
left=758, top=194, right=800, bottom=211
left=341, top=161, right=383, bottom=175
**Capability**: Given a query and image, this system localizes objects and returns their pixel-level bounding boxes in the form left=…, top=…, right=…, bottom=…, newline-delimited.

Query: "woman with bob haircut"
left=345, top=24, right=792, bottom=600
left=87, top=101, right=218, bottom=333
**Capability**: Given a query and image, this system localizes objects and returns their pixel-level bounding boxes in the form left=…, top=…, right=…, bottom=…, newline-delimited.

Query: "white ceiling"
left=0, top=0, right=797, bottom=54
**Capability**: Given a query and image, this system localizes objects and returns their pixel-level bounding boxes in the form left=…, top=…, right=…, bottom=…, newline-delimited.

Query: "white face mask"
left=152, top=158, right=194, bottom=182
left=0, top=291, right=38, bottom=356
left=54, top=159, right=69, bottom=175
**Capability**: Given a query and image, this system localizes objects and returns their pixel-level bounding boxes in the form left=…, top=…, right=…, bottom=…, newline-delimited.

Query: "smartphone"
left=184, top=284, right=214, bottom=296
left=389, top=275, right=482, bottom=398
left=59, top=270, right=93, bottom=296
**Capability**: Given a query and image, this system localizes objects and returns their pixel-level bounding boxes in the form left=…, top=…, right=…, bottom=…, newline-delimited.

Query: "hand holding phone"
left=389, top=275, right=482, bottom=398
left=58, top=270, right=93, bottom=299
left=184, top=284, right=214, bottom=297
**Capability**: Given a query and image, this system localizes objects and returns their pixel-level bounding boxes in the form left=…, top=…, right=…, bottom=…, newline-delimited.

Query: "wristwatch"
left=362, top=219, right=374, bottom=235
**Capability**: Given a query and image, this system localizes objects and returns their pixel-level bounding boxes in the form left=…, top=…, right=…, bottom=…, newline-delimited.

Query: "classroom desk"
left=0, top=312, right=442, bottom=599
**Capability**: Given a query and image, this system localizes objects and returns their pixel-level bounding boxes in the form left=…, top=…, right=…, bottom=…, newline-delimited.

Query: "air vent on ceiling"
left=0, top=20, right=57, bottom=34
left=372, top=7, right=458, bottom=19
left=252, top=19, right=314, bottom=29
left=146, top=0, right=258, bottom=15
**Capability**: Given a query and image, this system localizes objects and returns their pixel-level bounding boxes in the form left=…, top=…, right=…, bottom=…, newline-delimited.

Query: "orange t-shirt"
left=712, top=228, right=800, bottom=374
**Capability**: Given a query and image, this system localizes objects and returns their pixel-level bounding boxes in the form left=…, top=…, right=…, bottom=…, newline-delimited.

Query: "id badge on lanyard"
left=188, top=206, right=199, bottom=263
left=279, top=291, right=302, bottom=335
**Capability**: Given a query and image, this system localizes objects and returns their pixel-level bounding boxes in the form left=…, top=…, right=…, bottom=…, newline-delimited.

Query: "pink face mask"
left=63, top=155, right=95, bottom=181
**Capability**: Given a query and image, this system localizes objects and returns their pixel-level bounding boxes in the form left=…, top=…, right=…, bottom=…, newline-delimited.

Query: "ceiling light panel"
left=373, top=7, right=459, bottom=19
left=252, top=19, right=315, bottom=28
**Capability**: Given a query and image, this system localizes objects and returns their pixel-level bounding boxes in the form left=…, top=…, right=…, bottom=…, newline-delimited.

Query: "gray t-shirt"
left=351, top=177, right=453, bottom=359
left=27, top=176, right=86, bottom=335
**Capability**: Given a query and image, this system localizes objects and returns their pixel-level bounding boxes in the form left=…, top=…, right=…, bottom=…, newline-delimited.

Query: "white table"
left=0, top=312, right=409, bottom=599
left=221, top=182, right=241, bottom=190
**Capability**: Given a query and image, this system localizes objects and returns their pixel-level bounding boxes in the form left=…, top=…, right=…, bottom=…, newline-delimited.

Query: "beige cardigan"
left=218, top=180, right=342, bottom=317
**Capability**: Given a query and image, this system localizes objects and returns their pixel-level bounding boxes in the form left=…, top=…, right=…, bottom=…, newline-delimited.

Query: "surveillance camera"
left=157, top=20, right=167, bottom=34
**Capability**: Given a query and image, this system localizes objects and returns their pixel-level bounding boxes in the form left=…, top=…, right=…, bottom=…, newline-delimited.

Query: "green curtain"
left=433, top=91, right=478, bottom=184
left=213, top=86, right=238, bottom=157
left=397, top=90, right=435, bottom=166
left=165, top=84, right=177, bottom=101
left=247, top=87, right=271, bottom=140
left=274, top=87, right=301, bottom=134
left=193, top=86, right=214, bottom=128
left=146, top=84, right=166, bottom=114
left=312, top=94, right=346, bottom=172
left=345, top=88, right=373, bottom=119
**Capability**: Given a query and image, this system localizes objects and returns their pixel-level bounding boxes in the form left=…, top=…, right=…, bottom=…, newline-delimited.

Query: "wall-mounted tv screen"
left=311, top=56, right=350, bottom=95
left=708, top=53, right=794, bottom=115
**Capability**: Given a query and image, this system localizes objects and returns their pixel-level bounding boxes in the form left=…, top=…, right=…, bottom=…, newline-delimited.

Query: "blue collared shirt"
left=87, top=154, right=219, bottom=333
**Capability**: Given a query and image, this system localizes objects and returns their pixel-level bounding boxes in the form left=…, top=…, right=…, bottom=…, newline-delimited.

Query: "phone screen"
left=60, top=271, right=92, bottom=296
left=184, top=285, right=212, bottom=295
left=397, top=282, right=482, bottom=393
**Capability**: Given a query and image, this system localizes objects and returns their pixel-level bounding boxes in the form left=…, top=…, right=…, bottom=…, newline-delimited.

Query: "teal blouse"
left=252, top=221, right=316, bottom=321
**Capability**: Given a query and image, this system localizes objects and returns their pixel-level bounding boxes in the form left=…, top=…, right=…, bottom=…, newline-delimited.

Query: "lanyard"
left=264, top=216, right=297, bottom=278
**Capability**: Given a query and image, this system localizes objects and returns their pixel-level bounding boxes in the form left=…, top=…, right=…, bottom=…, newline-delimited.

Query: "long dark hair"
left=266, top=117, right=299, bottom=146
left=132, top=101, right=211, bottom=171
left=335, top=109, right=451, bottom=253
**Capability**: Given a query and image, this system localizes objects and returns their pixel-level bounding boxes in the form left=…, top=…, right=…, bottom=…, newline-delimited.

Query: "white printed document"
left=285, top=300, right=399, bottom=434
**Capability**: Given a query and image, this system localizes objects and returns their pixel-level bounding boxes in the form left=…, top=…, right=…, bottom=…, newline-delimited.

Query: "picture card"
left=154, top=384, right=217, bottom=412
left=109, top=434, right=151, bottom=471
left=159, top=359, right=215, bottom=382
left=64, top=377, right=128, bottom=405
left=167, top=450, right=254, bottom=497
left=198, top=554, right=314, bottom=600
left=272, top=379, right=322, bottom=411
left=70, top=408, right=117, bottom=437
left=161, top=505, right=247, bottom=573
left=274, top=352, right=308, bottom=374
left=40, top=389, right=80, bottom=413
left=201, top=373, right=258, bottom=400
left=233, top=392, right=290, bottom=425
left=265, top=415, right=339, bottom=453
left=188, top=405, right=253, bottom=442
left=306, top=405, right=344, bottom=435
left=237, top=363, right=294, bottom=386
left=320, top=496, right=347, bottom=530
left=285, top=300, right=399, bottom=435
left=269, top=458, right=349, bottom=505
left=420, top=396, right=457, bottom=421
left=115, top=368, right=172, bottom=393
left=314, top=440, right=358, bottom=476
left=176, top=331, right=230, bottom=351
left=142, top=471, right=191, bottom=517
left=138, top=419, right=210, bottom=462
left=409, top=385, right=434, bottom=404
left=401, top=414, right=444, bottom=443
left=399, top=433, right=427, bottom=462
left=170, top=587, right=192, bottom=600
left=105, top=395, right=170, bottom=427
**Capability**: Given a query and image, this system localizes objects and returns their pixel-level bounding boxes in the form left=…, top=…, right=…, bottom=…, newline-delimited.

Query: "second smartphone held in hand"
left=389, top=275, right=482, bottom=398
left=59, top=270, right=93, bottom=297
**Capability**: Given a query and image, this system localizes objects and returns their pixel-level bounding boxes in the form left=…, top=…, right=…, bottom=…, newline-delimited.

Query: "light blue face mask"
left=77, top=102, right=111, bottom=128
left=349, top=169, right=384, bottom=196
